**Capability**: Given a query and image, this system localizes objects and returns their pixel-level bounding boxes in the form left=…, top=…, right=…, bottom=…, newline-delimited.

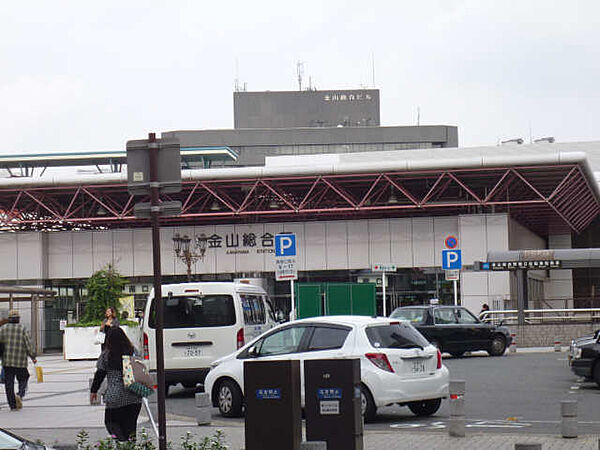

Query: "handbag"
left=35, top=364, right=44, bottom=383
left=94, top=331, right=106, bottom=345
left=122, top=355, right=155, bottom=397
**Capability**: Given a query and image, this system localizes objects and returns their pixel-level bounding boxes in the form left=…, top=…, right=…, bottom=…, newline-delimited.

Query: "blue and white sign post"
left=442, top=237, right=462, bottom=305
left=275, top=233, right=298, bottom=320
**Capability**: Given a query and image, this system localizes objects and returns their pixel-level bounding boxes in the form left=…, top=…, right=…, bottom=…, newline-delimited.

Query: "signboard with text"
left=275, top=233, right=298, bottom=281
left=275, top=257, right=298, bottom=281
left=371, top=264, right=397, bottom=272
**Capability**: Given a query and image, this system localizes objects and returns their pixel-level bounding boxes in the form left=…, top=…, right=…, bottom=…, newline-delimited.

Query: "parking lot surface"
left=1, top=352, right=599, bottom=449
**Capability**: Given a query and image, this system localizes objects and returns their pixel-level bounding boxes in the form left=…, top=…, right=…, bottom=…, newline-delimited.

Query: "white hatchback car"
left=205, top=315, right=449, bottom=422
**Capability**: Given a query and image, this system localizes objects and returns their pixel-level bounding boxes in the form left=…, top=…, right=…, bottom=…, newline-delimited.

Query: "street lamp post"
left=173, top=233, right=208, bottom=281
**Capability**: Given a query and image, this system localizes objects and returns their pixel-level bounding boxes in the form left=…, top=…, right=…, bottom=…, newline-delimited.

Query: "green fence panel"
left=325, top=283, right=352, bottom=315
left=296, top=283, right=322, bottom=319
left=350, top=283, right=376, bottom=316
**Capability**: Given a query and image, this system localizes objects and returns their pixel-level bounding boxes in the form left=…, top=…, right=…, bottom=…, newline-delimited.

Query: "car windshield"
left=365, top=323, right=429, bottom=349
left=0, top=429, right=23, bottom=449
left=390, top=308, right=427, bottom=324
left=149, top=295, right=236, bottom=328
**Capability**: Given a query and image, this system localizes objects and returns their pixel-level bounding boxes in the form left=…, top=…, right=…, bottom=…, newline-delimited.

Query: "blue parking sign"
left=275, top=233, right=296, bottom=257
left=442, top=249, right=462, bottom=270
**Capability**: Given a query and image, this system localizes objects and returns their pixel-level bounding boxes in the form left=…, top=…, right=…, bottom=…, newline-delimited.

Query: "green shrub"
left=82, top=264, right=128, bottom=323
left=67, top=319, right=139, bottom=328
left=75, top=429, right=228, bottom=450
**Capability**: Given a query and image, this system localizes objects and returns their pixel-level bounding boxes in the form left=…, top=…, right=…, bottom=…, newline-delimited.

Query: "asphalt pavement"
left=1, top=351, right=599, bottom=449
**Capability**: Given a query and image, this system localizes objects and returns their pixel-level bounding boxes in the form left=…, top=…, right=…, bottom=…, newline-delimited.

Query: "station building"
left=1, top=89, right=599, bottom=351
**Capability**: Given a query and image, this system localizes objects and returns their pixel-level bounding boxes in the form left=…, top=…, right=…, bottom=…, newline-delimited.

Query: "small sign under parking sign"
left=319, top=400, right=340, bottom=415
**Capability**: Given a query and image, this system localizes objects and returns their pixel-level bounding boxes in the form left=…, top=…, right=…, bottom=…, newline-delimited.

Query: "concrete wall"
left=0, top=214, right=496, bottom=278
left=166, top=125, right=459, bottom=166
left=234, top=90, right=381, bottom=129
left=511, top=323, right=599, bottom=348
left=0, top=214, right=574, bottom=314
left=545, top=234, right=574, bottom=308
left=460, top=215, right=511, bottom=314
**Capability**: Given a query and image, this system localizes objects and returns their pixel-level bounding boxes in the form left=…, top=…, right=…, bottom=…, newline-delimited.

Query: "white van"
left=142, top=281, right=278, bottom=392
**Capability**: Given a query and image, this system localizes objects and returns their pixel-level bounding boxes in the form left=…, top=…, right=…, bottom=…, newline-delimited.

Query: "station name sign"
left=483, top=260, right=562, bottom=270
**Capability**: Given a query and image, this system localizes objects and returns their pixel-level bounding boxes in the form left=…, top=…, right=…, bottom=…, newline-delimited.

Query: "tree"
left=83, top=264, right=128, bottom=323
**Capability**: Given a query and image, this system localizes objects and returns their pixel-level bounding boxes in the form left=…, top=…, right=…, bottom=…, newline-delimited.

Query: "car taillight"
left=365, top=353, right=395, bottom=373
left=437, top=349, right=442, bottom=369
left=143, top=332, right=149, bottom=360
left=236, top=328, right=245, bottom=349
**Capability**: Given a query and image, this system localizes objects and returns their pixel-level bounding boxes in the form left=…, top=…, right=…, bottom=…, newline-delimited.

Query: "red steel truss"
left=0, top=163, right=598, bottom=236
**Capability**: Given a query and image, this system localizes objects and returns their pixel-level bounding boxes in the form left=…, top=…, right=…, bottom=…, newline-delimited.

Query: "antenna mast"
left=371, top=52, right=375, bottom=87
left=234, top=58, right=239, bottom=92
left=297, top=62, right=304, bottom=91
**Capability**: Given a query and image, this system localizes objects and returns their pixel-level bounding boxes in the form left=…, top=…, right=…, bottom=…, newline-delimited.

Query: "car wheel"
left=217, top=379, right=243, bottom=418
left=594, top=360, right=600, bottom=388
left=360, top=384, right=377, bottom=423
left=408, top=398, right=442, bottom=417
left=488, top=335, right=507, bottom=356
left=450, top=351, right=464, bottom=358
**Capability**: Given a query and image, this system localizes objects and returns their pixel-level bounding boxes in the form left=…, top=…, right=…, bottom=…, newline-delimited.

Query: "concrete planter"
left=63, top=325, right=141, bottom=360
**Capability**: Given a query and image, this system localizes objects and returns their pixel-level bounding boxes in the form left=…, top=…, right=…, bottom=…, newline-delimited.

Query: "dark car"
left=568, top=329, right=600, bottom=386
left=389, top=305, right=512, bottom=357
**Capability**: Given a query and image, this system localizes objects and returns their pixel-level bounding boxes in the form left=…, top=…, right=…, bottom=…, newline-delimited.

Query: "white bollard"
left=509, top=333, right=517, bottom=353
left=561, top=399, right=577, bottom=438
left=448, top=380, right=466, bottom=438
left=195, top=392, right=212, bottom=425
left=554, top=341, right=561, bottom=352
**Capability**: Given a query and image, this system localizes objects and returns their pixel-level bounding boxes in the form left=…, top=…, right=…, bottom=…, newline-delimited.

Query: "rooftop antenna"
left=528, top=120, right=533, bottom=144
left=417, top=107, right=420, bottom=126
left=234, top=58, right=240, bottom=92
left=297, top=61, right=304, bottom=91
left=371, top=52, right=375, bottom=88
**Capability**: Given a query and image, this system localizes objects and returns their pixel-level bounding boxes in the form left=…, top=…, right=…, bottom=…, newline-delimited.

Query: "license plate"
left=183, top=345, right=202, bottom=357
left=412, top=360, right=426, bottom=374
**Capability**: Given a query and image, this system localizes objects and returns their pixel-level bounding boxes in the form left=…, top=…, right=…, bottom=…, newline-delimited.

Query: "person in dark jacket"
left=100, top=307, right=120, bottom=332
left=99, top=307, right=120, bottom=351
left=90, top=327, right=142, bottom=441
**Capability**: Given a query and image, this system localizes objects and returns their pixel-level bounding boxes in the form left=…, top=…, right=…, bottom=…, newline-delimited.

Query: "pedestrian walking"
left=99, top=307, right=120, bottom=350
left=479, top=303, right=490, bottom=320
left=100, top=306, right=120, bottom=332
left=0, top=310, right=37, bottom=411
left=90, top=327, right=142, bottom=442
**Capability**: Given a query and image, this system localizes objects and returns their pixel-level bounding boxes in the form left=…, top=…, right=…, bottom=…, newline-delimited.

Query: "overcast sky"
left=1, top=1, right=599, bottom=155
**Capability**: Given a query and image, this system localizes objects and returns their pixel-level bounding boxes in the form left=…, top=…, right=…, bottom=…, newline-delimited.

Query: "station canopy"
left=0, top=141, right=599, bottom=237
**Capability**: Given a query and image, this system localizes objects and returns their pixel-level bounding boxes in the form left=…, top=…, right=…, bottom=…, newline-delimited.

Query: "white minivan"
left=142, top=281, right=278, bottom=392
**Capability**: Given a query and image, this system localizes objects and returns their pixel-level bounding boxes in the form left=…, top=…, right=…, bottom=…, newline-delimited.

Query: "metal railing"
left=480, top=308, right=600, bottom=325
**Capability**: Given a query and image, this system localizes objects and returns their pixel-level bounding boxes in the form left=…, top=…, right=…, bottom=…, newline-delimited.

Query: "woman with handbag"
left=90, top=327, right=142, bottom=441
left=98, top=307, right=120, bottom=349
left=100, top=307, right=120, bottom=332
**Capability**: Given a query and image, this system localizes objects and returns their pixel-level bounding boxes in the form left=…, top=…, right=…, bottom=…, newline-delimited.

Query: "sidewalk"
left=1, top=354, right=598, bottom=449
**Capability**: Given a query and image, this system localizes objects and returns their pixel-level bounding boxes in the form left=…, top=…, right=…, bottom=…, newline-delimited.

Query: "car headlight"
left=572, top=347, right=582, bottom=359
